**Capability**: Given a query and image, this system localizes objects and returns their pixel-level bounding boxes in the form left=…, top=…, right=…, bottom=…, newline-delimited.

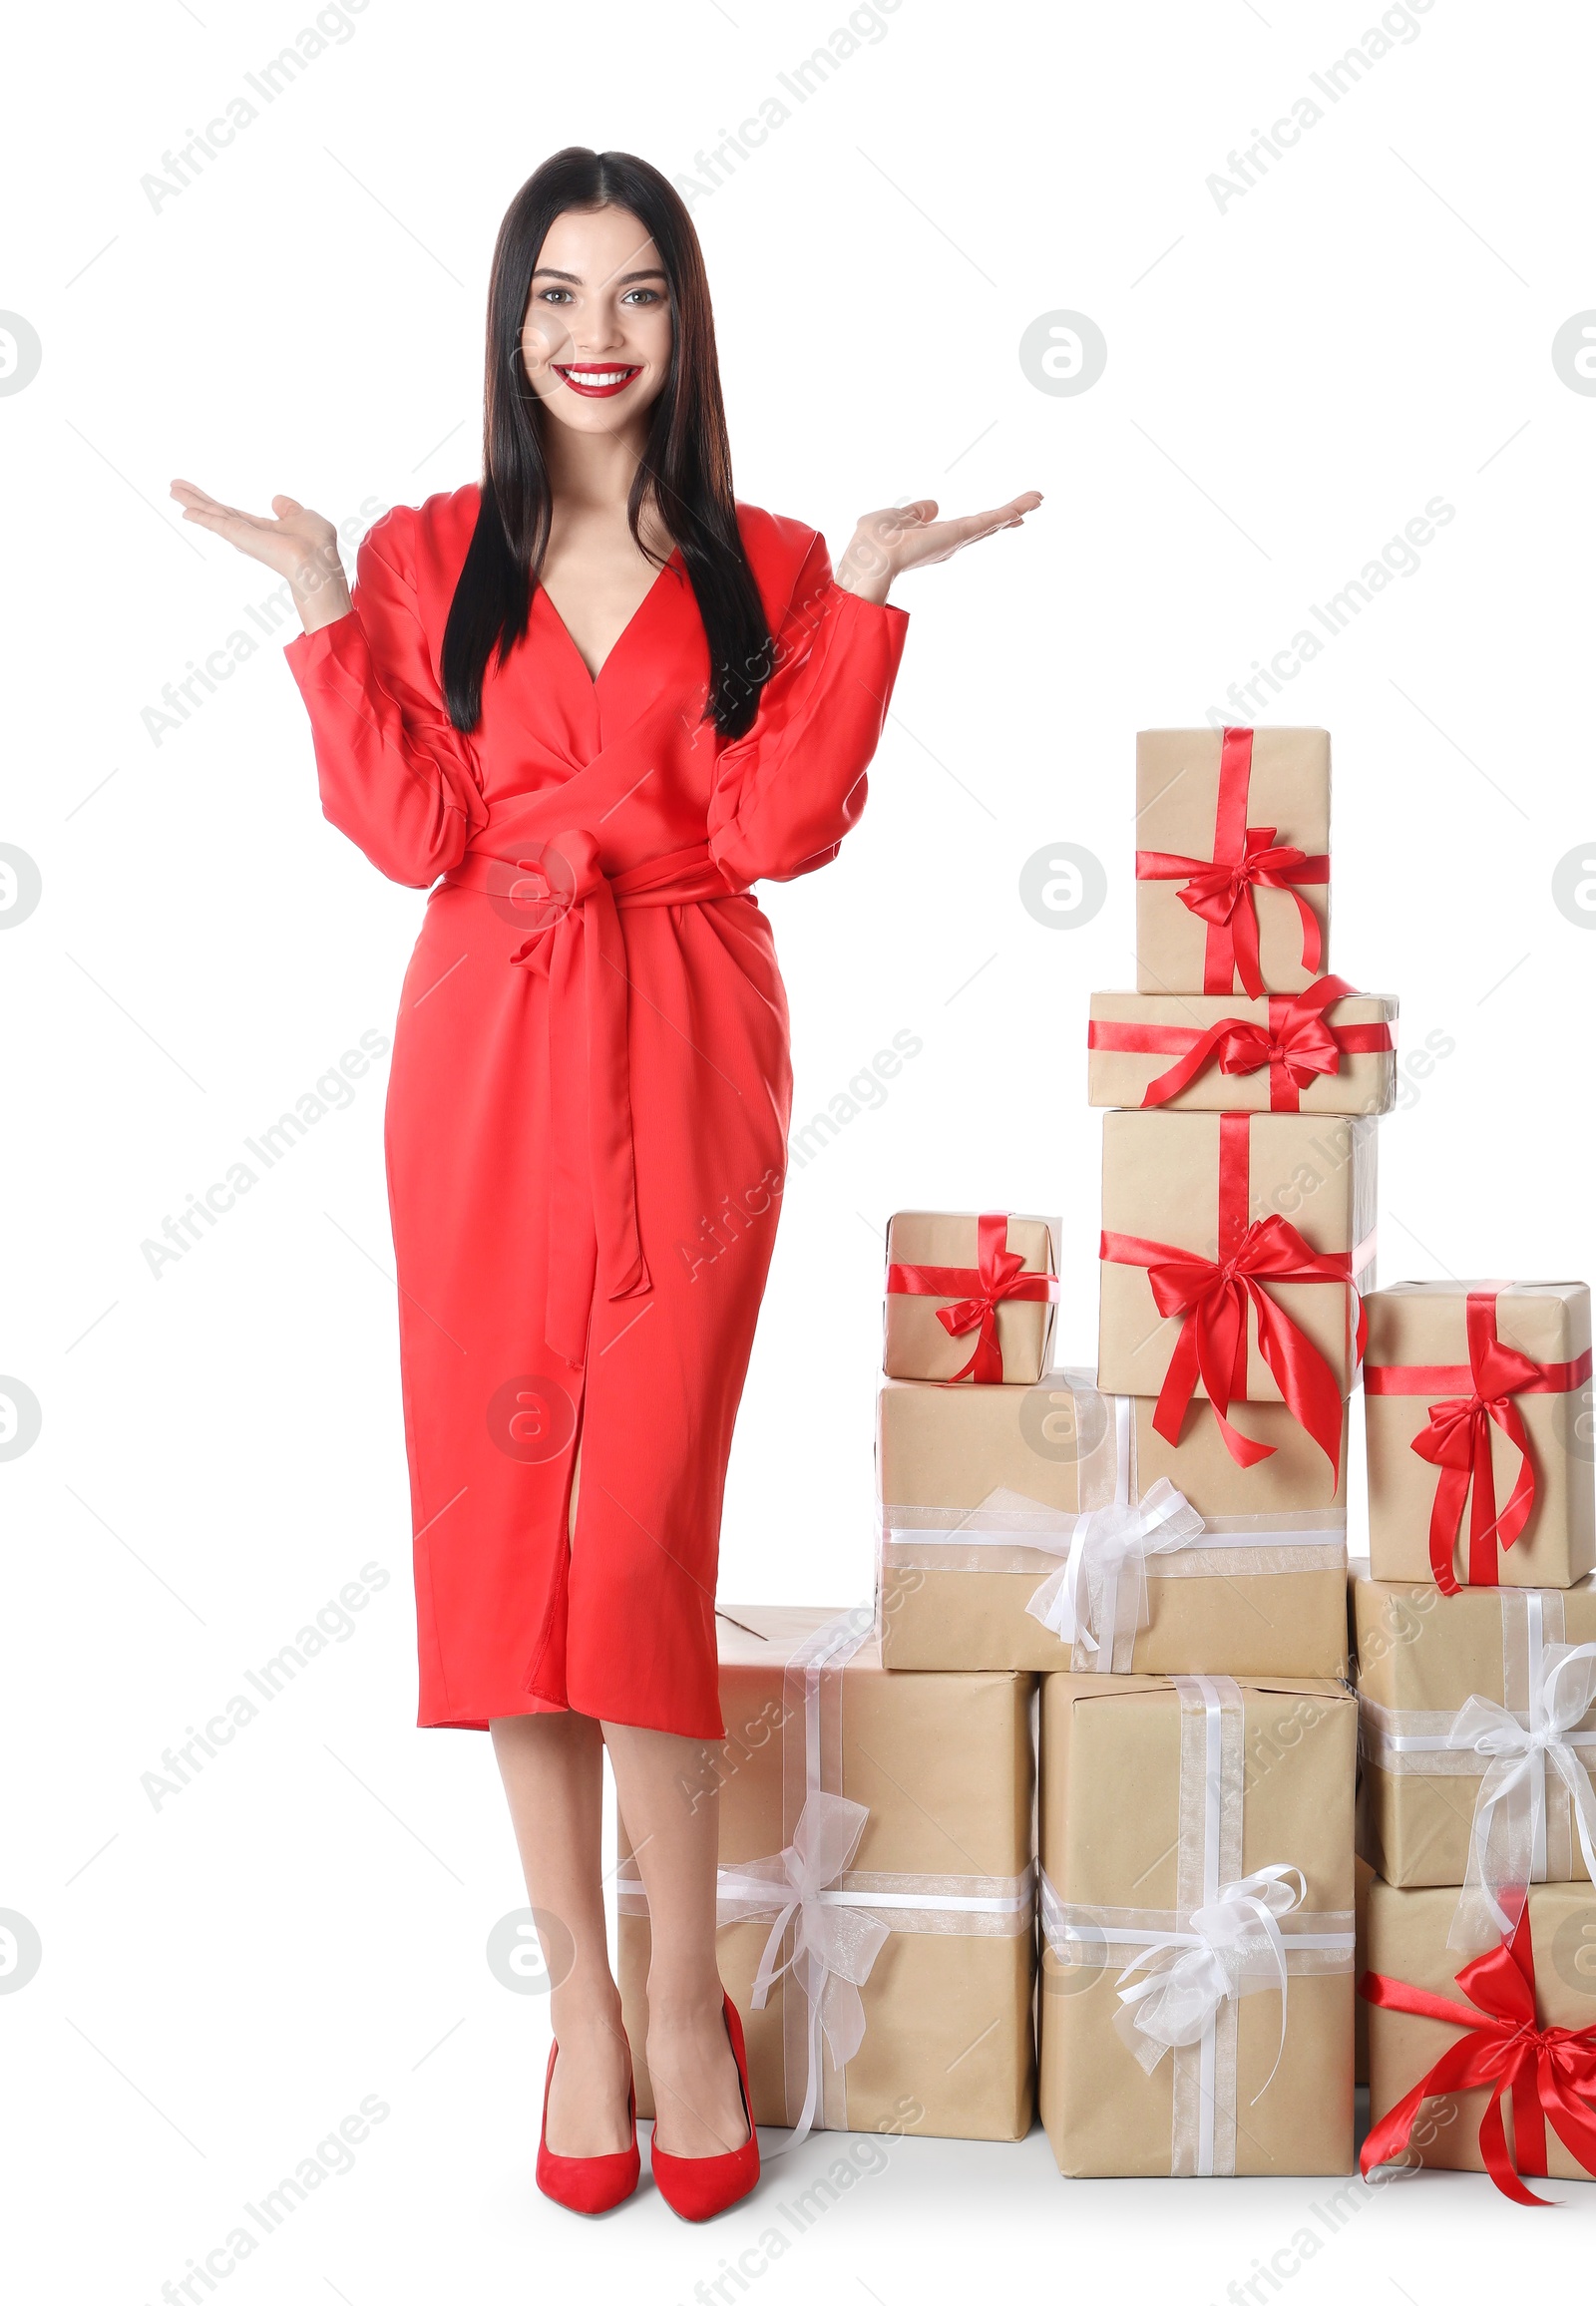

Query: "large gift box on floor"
left=1098, top=1110, right=1376, bottom=1460
left=617, top=1607, right=1035, bottom=2142
left=883, top=1211, right=1057, bottom=1385
left=1365, top=1282, right=1595, bottom=1592
left=1363, top=1881, right=1596, bottom=2193
left=1038, top=1671, right=1357, bottom=2176
left=877, top=1369, right=1349, bottom=1676
left=1086, top=984, right=1396, bottom=1116
left=1352, top=1566, right=1596, bottom=1945
left=1135, top=727, right=1331, bottom=995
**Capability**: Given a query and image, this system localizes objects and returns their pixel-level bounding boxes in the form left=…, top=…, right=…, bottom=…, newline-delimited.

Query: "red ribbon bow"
left=1135, top=728, right=1330, bottom=999
left=1366, top=1292, right=1593, bottom=1595
left=1361, top=1900, right=1596, bottom=2204
left=887, top=1212, right=1058, bottom=1383
left=1100, top=1112, right=1364, bottom=1474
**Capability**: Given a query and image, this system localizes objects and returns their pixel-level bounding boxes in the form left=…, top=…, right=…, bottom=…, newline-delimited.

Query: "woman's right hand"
left=170, top=483, right=353, bottom=634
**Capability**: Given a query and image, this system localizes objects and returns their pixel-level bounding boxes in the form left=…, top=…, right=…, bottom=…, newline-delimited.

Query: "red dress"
left=284, top=488, right=908, bottom=1733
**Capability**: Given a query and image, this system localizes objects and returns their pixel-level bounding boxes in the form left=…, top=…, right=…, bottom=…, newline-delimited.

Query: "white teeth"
left=564, top=368, right=631, bottom=386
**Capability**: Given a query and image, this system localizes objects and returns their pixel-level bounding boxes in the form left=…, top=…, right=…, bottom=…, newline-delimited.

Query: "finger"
left=897, top=498, right=939, bottom=528
left=270, top=494, right=305, bottom=518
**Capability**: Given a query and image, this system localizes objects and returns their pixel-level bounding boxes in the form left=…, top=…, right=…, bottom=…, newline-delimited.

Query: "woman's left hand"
left=834, top=492, right=1042, bottom=603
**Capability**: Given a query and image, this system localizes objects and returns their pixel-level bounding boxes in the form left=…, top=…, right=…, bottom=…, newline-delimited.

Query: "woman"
left=173, top=147, right=1038, bottom=2221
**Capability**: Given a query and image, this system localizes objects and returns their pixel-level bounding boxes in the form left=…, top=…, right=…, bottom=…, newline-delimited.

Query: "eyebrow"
left=531, top=266, right=669, bottom=285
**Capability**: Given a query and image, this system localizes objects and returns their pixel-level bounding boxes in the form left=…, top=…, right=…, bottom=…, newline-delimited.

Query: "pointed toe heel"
left=649, top=1992, right=761, bottom=2222
left=535, top=2041, right=640, bottom=2216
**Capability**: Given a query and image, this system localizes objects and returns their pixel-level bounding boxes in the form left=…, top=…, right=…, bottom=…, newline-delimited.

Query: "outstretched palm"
left=170, top=482, right=350, bottom=621
left=837, top=492, right=1042, bottom=600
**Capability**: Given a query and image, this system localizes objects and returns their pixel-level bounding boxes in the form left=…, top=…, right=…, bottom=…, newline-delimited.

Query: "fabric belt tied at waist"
left=442, top=833, right=736, bottom=1366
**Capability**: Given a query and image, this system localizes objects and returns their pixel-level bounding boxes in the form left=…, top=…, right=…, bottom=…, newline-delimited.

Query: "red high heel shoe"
left=649, top=1992, right=761, bottom=2222
left=535, top=2039, right=640, bottom=2215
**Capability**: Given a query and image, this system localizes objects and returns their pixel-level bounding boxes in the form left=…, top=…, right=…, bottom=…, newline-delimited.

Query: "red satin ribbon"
left=1087, top=973, right=1391, bottom=1110
left=1099, top=1111, right=1364, bottom=1474
left=444, top=835, right=735, bottom=1367
left=1135, top=727, right=1330, bottom=998
left=887, top=1211, right=1059, bottom=1383
left=1360, top=1901, right=1596, bottom=2204
left=1365, top=1291, right=1592, bottom=1594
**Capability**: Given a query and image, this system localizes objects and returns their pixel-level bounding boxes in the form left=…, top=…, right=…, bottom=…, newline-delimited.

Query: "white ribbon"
left=619, top=1607, right=1035, bottom=2149
left=1449, top=1639, right=1596, bottom=1944
left=1113, top=1863, right=1305, bottom=2106
left=1025, top=1476, right=1206, bottom=1668
left=1040, top=1674, right=1352, bottom=2175
left=716, top=1789, right=892, bottom=2142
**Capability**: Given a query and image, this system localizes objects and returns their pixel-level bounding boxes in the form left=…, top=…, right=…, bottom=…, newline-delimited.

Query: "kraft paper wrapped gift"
left=1086, top=985, right=1396, bottom=1116
left=1365, top=1282, right=1595, bottom=1592
left=877, top=1367, right=1350, bottom=1676
left=1352, top=1566, right=1596, bottom=1942
left=1098, top=1110, right=1376, bottom=1450
left=1355, top=1850, right=1375, bottom=2087
left=1364, top=1880, right=1596, bottom=2190
left=1135, top=726, right=1331, bottom=996
left=616, top=1606, right=1035, bottom=2143
left=883, top=1211, right=1057, bottom=1385
left=1038, top=1671, right=1358, bottom=2176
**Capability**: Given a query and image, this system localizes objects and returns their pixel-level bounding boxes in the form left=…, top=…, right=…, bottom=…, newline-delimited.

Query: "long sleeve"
left=707, top=531, right=909, bottom=887
left=282, top=507, right=488, bottom=888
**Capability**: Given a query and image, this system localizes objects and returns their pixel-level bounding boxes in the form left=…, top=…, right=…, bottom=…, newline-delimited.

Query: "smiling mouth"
left=554, top=364, right=642, bottom=398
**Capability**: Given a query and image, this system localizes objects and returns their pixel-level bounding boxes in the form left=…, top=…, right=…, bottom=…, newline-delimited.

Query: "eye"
left=535, top=288, right=573, bottom=306
left=622, top=287, right=661, bottom=305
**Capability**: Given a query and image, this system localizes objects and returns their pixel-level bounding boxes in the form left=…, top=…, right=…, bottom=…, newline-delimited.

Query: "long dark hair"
left=441, top=148, right=773, bottom=739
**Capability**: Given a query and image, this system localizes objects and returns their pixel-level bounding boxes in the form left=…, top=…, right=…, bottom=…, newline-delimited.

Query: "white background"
left=4, top=0, right=1595, bottom=2294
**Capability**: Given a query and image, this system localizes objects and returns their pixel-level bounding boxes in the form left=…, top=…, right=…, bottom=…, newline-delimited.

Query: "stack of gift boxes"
left=616, top=726, right=1596, bottom=2197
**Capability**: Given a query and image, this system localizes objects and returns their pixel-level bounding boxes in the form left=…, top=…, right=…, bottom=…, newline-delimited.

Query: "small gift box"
left=1098, top=1110, right=1376, bottom=1472
left=1352, top=1566, right=1596, bottom=1947
left=1135, top=726, right=1331, bottom=996
left=616, top=1606, right=1035, bottom=2143
left=877, top=1369, right=1349, bottom=1676
left=1365, top=1283, right=1596, bottom=1592
left=1038, top=1671, right=1358, bottom=2176
left=1087, top=981, right=1396, bottom=1115
left=883, top=1211, right=1057, bottom=1385
left=1363, top=1883, right=1596, bottom=2197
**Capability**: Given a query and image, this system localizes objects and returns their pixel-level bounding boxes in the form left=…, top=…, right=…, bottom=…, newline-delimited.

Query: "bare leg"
left=602, top=1724, right=748, bottom=2157
left=491, top=1710, right=633, bottom=2154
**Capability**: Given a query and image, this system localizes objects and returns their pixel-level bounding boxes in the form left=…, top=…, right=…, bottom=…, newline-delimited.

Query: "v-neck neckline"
left=537, top=549, right=682, bottom=687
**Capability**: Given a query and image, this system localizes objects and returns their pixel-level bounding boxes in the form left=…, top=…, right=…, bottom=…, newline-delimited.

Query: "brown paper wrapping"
left=877, top=1373, right=1350, bottom=1676
left=1098, top=1110, right=1377, bottom=1406
left=1355, top=1850, right=1375, bottom=2087
left=1352, top=1565, right=1596, bottom=1888
left=1087, top=989, right=1397, bottom=1116
left=1365, top=1282, right=1595, bottom=1589
left=1366, top=1879, right=1596, bottom=2179
left=1038, top=1673, right=1358, bottom=2176
left=617, top=1606, right=1035, bottom=2142
left=1135, top=728, right=1331, bottom=995
left=883, top=1211, right=1056, bottom=1385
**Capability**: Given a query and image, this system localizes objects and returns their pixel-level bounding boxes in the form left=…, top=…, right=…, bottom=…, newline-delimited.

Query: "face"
left=521, top=204, right=673, bottom=434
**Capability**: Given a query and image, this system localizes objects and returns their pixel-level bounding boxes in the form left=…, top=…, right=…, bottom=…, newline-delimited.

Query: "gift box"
left=1135, top=726, right=1331, bottom=996
left=1086, top=982, right=1396, bottom=1116
left=883, top=1211, right=1057, bottom=1385
left=616, top=1606, right=1035, bottom=2142
left=1365, top=1282, right=1596, bottom=1592
left=1355, top=1850, right=1375, bottom=2087
left=1363, top=1882, right=1596, bottom=2194
left=877, top=1368, right=1349, bottom=1676
left=1098, top=1110, right=1376, bottom=1469
left=1352, top=1566, right=1596, bottom=1946
left=1038, top=1670, right=1357, bottom=2176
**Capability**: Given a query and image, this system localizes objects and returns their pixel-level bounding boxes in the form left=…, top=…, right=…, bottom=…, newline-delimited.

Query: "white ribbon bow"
left=1114, top=1863, right=1307, bottom=2104
left=715, top=1790, right=891, bottom=2143
left=1448, top=1641, right=1596, bottom=1941
left=1025, top=1478, right=1206, bottom=1668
